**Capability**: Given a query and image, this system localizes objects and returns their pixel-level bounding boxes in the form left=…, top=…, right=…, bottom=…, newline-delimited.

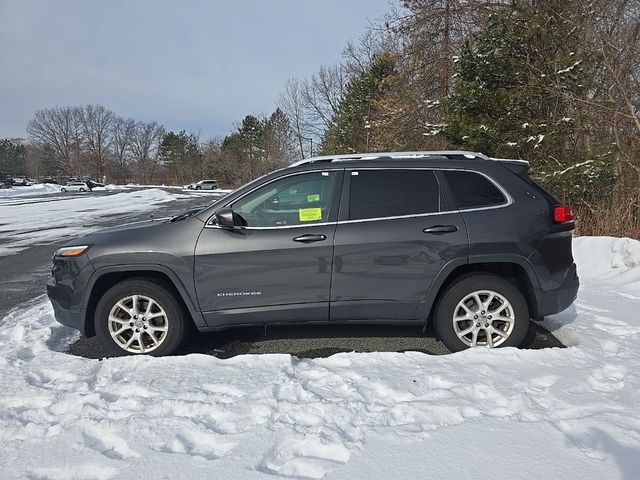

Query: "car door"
left=194, top=169, right=343, bottom=327
left=330, top=168, right=468, bottom=321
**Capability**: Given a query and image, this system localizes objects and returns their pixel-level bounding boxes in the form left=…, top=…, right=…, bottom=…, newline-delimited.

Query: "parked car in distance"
left=12, top=177, right=33, bottom=186
left=60, top=181, right=91, bottom=192
left=85, top=179, right=105, bottom=189
left=186, top=179, right=218, bottom=190
left=47, top=151, right=579, bottom=356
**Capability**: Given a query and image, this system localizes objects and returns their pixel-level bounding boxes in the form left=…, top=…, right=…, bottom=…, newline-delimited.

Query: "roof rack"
left=288, top=150, right=489, bottom=167
left=288, top=150, right=529, bottom=168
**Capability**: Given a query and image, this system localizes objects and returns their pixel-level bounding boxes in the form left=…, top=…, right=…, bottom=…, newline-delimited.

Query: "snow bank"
left=0, top=183, right=61, bottom=197
left=1, top=237, right=640, bottom=479
left=0, top=188, right=184, bottom=256
left=90, top=184, right=128, bottom=192
left=573, top=236, right=640, bottom=288
left=125, top=183, right=184, bottom=189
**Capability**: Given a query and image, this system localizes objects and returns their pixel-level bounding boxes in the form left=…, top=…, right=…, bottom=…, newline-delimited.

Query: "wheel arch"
left=418, top=256, right=542, bottom=327
left=82, top=265, right=205, bottom=337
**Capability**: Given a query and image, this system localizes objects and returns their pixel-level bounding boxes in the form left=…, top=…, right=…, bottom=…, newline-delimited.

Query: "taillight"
left=553, top=205, right=575, bottom=223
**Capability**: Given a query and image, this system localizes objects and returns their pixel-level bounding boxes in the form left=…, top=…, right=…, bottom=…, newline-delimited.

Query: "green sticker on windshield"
left=307, top=194, right=320, bottom=203
left=299, top=208, right=322, bottom=222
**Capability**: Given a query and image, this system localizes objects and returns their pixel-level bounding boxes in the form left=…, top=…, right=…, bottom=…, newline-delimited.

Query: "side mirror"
left=213, top=207, right=236, bottom=228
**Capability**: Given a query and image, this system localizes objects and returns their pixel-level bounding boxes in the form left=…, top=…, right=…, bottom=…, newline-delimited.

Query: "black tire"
left=94, top=278, right=188, bottom=356
left=195, top=185, right=202, bottom=190
left=80, top=188, right=85, bottom=192
left=61, top=188, right=66, bottom=192
left=433, top=274, right=529, bottom=352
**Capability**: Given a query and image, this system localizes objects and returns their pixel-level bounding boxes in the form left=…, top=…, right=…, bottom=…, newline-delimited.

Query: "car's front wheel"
left=433, top=274, right=529, bottom=352
left=195, top=185, right=202, bottom=190
left=94, top=278, right=188, bottom=356
left=60, top=188, right=66, bottom=192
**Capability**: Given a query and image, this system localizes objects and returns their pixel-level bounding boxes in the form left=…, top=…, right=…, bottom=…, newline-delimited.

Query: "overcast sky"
left=0, top=0, right=391, bottom=139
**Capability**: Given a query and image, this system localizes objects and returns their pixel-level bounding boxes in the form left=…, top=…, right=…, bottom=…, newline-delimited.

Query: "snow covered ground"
left=0, top=188, right=191, bottom=256
left=0, top=183, right=62, bottom=197
left=1, top=236, right=639, bottom=480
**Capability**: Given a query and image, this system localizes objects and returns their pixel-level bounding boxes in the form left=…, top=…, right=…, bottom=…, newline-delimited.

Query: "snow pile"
left=1, top=237, right=640, bottom=479
left=0, top=188, right=184, bottom=256
left=573, top=236, right=640, bottom=288
left=90, top=185, right=128, bottom=192
left=0, top=183, right=61, bottom=197
left=125, top=183, right=184, bottom=189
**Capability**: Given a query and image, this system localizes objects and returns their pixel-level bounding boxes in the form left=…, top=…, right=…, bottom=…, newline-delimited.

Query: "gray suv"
left=47, top=151, right=579, bottom=356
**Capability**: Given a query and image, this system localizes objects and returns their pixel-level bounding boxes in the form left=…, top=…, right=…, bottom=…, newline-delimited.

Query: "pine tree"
left=321, top=54, right=396, bottom=154
left=0, top=139, right=27, bottom=177
left=41, top=143, right=61, bottom=176
left=443, top=1, right=593, bottom=171
left=158, top=131, right=201, bottom=184
left=263, top=108, right=296, bottom=168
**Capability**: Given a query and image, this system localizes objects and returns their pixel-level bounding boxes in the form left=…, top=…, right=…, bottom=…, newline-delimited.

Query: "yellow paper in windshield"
left=299, top=208, right=322, bottom=222
left=307, top=194, right=320, bottom=203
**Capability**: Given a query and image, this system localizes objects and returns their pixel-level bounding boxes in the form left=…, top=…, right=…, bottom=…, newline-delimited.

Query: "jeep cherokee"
left=47, top=151, right=579, bottom=356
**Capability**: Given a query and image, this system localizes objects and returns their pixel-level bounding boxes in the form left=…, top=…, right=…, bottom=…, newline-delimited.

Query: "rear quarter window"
left=442, top=170, right=507, bottom=209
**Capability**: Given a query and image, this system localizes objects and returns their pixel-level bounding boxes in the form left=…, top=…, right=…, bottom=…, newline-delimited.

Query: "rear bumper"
left=538, top=263, right=579, bottom=317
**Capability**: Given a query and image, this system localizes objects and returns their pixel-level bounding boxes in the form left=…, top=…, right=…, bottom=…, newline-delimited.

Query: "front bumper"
left=538, top=263, right=579, bottom=317
left=48, top=292, right=88, bottom=335
left=46, top=253, right=95, bottom=336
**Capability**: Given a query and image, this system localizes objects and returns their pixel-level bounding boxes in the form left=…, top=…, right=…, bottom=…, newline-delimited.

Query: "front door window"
left=233, top=171, right=339, bottom=227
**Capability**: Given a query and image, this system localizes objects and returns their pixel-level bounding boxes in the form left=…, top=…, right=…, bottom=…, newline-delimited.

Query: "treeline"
left=276, top=0, right=640, bottom=237
left=1, top=104, right=297, bottom=186
left=3, top=0, right=639, bottom=236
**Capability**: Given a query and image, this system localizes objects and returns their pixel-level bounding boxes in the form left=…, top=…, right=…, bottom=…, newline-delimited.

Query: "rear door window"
left=348, top=170, right=440, bottom=220
left=442, top=170, right=507, bottom=209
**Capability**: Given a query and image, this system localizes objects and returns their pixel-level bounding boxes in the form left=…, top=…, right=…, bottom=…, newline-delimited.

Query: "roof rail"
left=288, top=150, right=490, bottom=167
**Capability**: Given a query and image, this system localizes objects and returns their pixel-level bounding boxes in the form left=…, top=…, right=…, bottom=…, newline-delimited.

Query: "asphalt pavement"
left=1, top=187, right=565, bottom=359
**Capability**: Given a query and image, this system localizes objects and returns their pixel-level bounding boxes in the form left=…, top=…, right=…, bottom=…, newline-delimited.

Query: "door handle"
left=423, top=225, right=459, bottom=235
left=293, top=234, right=327, bottom=243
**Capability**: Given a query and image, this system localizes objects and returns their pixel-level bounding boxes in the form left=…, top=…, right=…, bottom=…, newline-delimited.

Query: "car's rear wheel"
left=94, top=278, right=188, bottom=356
left=433, top=274, right=529, bottom=352
left=61, top=188, right=66, bottom=192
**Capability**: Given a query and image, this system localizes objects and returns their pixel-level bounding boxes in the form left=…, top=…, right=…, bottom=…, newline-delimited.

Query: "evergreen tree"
left=158, top=130, right=201, bottom=184
left=442, top=1, right=593, bottom=171
left=0, top=139, right=27, bottom=177
left=41, top=143, right=61, bottom=176
left=321, top=54, right=396, bottom=154
left=263, top=108, right=296, bottom=168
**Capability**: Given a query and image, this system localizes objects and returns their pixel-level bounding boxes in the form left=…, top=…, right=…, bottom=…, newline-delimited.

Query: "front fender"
left=81, top=264, right=206, bottom=334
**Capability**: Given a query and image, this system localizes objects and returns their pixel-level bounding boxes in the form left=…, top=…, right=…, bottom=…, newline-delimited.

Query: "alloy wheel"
left=107, top=294, right=169, bottom=353
left=452, top=290, right=515, bottom=348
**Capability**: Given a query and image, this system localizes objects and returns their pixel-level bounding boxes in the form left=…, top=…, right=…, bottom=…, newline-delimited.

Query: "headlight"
left=54, top=245, right=90, bottom=257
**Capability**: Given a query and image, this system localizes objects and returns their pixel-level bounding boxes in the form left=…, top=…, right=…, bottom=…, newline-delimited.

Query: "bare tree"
left=78, top=105, right=115, bottom=178
left=130, top=121, right=165, bottom=184
left=278, top=64, right=347, bottom=157
left=112, top=117, right=136, bottom=182
left=26, top=106, right=76, bottom=173
left=301, top=64, right=346, bottom=136
left=278, top=79, right=309, bottom=158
